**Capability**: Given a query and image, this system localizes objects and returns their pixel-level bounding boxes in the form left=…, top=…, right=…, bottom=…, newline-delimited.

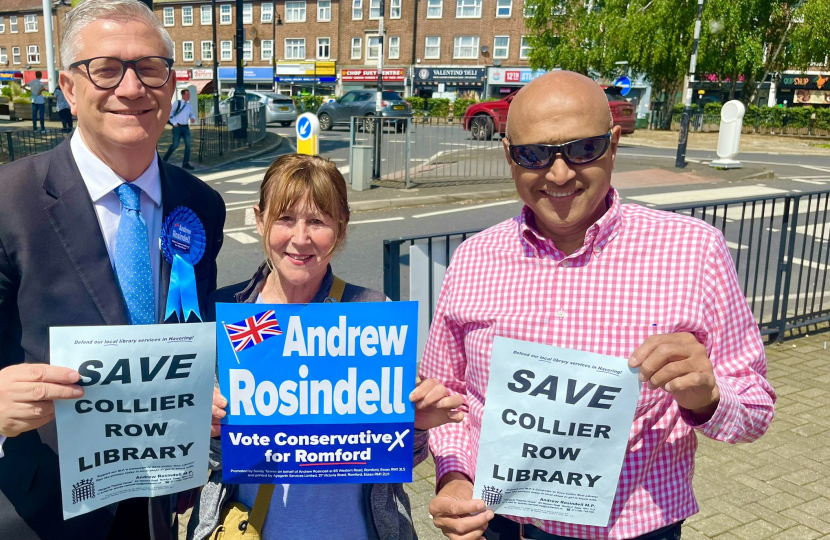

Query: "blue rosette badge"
left=161, top=206, right=206, bottom=322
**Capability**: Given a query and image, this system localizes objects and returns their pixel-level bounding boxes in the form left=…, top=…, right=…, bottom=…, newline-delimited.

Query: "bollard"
left=351, top=145, right=373, bottom=191
left=709, top=100, right=745, bottom=169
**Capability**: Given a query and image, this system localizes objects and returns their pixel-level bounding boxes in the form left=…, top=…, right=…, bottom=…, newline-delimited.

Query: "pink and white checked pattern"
left=420, top=189, right=776, bottom=540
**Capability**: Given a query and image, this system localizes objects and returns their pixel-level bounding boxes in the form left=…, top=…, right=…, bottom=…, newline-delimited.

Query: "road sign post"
left=296, top=113, right=320, bottom=155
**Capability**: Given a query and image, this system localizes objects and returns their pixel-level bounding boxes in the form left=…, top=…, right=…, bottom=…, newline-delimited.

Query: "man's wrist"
left=437, top=471, right=473, bottom=492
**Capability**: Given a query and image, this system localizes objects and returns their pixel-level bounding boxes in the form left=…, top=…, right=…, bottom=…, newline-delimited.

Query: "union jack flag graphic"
left=223, top=310, right=283, bottom=353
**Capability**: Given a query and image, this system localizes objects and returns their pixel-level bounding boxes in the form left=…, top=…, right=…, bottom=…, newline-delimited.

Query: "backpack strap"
left=326, top=276, right=346, bottom=303
left=246, top=484, right=276, bottom=538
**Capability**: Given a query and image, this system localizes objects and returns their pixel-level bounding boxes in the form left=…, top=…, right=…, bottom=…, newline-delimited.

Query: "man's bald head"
left=506, top=71, right=612, bottom=144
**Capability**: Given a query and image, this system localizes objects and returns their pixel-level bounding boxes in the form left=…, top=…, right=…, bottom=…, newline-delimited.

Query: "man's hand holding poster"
left=473, top=337, right=640, bottom=527
left=50, top=323, right=216, bottom=519
left=217, top=301, right=417, bottom=484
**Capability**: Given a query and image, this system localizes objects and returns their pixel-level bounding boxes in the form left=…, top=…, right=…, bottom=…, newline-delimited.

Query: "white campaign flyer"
left=473, top=337, right=640, bottom=527
left=50, top=323, right=215, bottom=519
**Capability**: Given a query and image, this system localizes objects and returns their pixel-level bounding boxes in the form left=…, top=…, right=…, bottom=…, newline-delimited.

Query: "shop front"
left=340, top=68, right=407, bottom=96
left=190, top=69, right=217, bottom=95
left=0, top=70, right=23, bottom=88
left=413, top=67, right=486, bottom=99
left=777, top=73, right=830, bottom=107
left=217, top=67, right=275, bottom=93
left=485, top=67, right=548, bottom=97
left=276, top=61, right=337, bottom=96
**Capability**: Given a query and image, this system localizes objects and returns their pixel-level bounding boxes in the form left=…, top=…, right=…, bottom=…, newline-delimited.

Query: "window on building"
left=0, top=47, right=7, bottom=64
left=522, top=2, right=536, bottom=17
left=366, top=35, right=381, bottom=59
left=201, top=5, right=212, bottom=24
left=27, top=45, right=39, bottom=63
left=163, top=7, right=174, bottom=26
left=261, top=39, right=273, bottom=61
left=351, top=37, right=362, bottom=59
left=317, top=37, right=330, bottom=59
left=456, top=0, right=481, bottom=17
left=12, top=46, right=20, bottom=64
left=261, top=2, right=273, bottom=22
left=243, top=3, right=253, bottom=23
left=285, top=38, right=305, bottom=59
left=496, top=0, right=511, bottom=16
left=201, top=40, right=213, bottom=60
left=493, top=36, right=509, bottom=58
left=424, top=36, right=440, bottom=59
left=520, top=36, right=530, bottom=58
left=0, top=17, right=5, bottom=33
left=453, top=35, right=478, bottom=58
left=369, top=0, right=380, bottom=18
left=427, top=0, right=442, bottom=17
left=9, top=16, right=17, bottom=33
left=24, top=14, right=37, bottom=32
left=390, top=0, right=401, bottom=18
left=317, top=0, right=331, bottom=20
left=183, top=41, right=194, bottom=61
left=286, top=1, right=306, bottom=21
left=182, top=6, right=193, bottom=25
left=244, top=40, right=253, bottom=61
left=388, top=36, right=400, bottom=59
left=220, top=4, right=232, bottom=23
left=221, top=40, right=233, bottom=60
left=352, top=0, right=362, bottom=19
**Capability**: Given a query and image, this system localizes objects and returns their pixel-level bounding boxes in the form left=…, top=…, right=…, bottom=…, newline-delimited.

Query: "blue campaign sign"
left=217, top=301, right=418, bottom=484
left=297, top=116, right=312, bottom=141
left=613, top=76, right=632, bottom=96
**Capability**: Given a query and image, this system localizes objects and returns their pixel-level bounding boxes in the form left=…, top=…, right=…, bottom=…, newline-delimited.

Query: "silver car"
left=317, top=90, right=411, bottom=132
left=219, top=90, right=298, bottom=126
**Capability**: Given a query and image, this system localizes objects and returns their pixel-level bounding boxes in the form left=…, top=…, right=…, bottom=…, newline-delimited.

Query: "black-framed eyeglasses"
left=69, top=56, right=174, bottom=90
left=508, top=132, right=613, bottom=169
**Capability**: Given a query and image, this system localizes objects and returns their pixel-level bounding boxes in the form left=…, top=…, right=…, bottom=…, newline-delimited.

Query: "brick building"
left=0, top=0, right=69, bottom=89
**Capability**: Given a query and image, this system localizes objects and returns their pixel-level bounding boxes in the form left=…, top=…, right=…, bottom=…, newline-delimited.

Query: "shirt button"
left=533, top=519, right=544, bottom=528
left=562, top=260, right=570, bottom=267
left=556, top=310, right=565, bottom=319
left=594, top=247, right=602, bottom=254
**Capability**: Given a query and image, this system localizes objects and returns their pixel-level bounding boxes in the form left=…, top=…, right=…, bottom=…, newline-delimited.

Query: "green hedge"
left=428, top=98, right=450, bottom=117
left=703, top=102, right=723, bottom=116
left=452, top=98, right=476, bottom=117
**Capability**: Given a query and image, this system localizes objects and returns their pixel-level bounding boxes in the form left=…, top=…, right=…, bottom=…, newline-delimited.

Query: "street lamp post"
left=233, top=0, right=246, bottom=113
left=211, top=0, right=219, bottom=116
left=675, top=0, right=705, bottom=168
left=372, top=0, right=385, bottom=180
left=272, top=13, right=282, bottom=93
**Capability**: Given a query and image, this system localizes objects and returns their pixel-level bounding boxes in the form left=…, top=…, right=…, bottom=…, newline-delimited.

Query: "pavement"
left=408, top=330, right=830, bottom=540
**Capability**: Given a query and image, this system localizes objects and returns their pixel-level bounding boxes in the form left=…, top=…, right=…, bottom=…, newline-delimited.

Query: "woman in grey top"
left=189, top=154, right=463, bottom=540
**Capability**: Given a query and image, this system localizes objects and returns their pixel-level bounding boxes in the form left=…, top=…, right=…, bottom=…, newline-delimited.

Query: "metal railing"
left=348, top=115, right=511, bottom=189
left=0, top=129, right=67, bottom=164
left=384, top=190, right=830, bottom=344
left=648, top=111, right=830, bottom=136
left=198, top=103, right=267, bottom=163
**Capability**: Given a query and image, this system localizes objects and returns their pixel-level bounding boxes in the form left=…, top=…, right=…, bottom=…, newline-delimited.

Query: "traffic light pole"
left=233, top=0, right=248, bottom=136
left=372, top=0, right=385, bottom=180
left=675, top=0, right=704, bottom=169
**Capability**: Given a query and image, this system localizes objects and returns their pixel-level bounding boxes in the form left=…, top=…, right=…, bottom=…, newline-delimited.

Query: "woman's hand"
left=411, top=378, right=464, bottom=431
left=211, top=388, right=227, bottom=438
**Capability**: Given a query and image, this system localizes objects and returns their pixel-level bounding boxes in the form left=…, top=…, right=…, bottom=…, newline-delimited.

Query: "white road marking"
left=226, top=174, right=266, bottom=185
left=412, top=200, right=518, bottom=218
left=784, top=256, right=829, bottom=271
left=779, top=175, right=830, bottom=180
left=245, top=208, right=256, bottom=226
left=198, top=166, right=266, bottom=182
left=330, top=158, right=346, bottom=162
left=224, top=225, right=257, bottom=233
left=339, top=165, right=350, bottom=175
left=226, top=199, right=259, bottom=211
left=725, top=241, right=748, bottom=250
left=798, top=165, right=830, bottom=173
left=350, top=217, right=406, bottom=225
left=791, top=179, right=827, bottom=185
left=227, top=190, right=259, bottom=194
left=227, top=232, right=259, bottom=244
left=628, top=186, right=788, bottom=205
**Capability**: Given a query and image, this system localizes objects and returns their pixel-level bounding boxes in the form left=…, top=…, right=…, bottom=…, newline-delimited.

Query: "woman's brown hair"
left=257, top=154, right=350, bottom=259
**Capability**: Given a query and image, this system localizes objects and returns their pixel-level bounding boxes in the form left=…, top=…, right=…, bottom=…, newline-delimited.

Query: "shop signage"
left=277, top=61, right=336, bottom=76
left=794, top=89, right=830, bottom=105
left=415, top=67, right=485, bottom=83
left=191, top=69, right=215, bottom=80
left=276, top=76, right=337, bottom=83
left=174, top=69, right=190, bottom=81
left=0, top=70, right=21, bottom=81
left=780, top=74, right=830, bottom=90
left=341, top=68, right=405, bottom=82
left=487, top=67, right=548, bottom=85
left=218, top=67, right=275, bottom=81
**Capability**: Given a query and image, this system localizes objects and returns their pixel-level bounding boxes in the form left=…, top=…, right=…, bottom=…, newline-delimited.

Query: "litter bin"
left=351, top=145, right=373, bottom=191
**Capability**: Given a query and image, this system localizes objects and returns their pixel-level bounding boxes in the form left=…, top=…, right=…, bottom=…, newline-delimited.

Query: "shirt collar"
left=518, top=187, right=623, bottom=259
left=71, top=128, right=162, bottom=207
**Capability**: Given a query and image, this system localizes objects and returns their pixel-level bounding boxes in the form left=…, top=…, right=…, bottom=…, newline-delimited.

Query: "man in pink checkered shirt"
left=420, top=71, right=776, bottom=540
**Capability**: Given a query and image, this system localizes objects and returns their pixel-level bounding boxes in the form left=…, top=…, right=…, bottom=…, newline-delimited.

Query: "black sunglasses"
left=508, top=132, right=613, bottom=169
left=69, top=56, right=174, bottom=90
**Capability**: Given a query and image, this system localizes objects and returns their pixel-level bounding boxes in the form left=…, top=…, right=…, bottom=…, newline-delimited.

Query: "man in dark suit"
left=0, top=0, right=225, bottom=539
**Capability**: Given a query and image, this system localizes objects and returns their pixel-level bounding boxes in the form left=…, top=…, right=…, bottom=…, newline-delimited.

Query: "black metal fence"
left=197, top=103, right=267, bottom=163
left=384, top=190, right=830, bottom=342
left=648, top=111, right=830, bottom=137
left=0, top=129, right=67, bottom=163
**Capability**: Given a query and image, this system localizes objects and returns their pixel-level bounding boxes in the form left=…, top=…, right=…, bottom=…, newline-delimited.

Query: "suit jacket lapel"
left=158, top=158, right=193, bottom=323
left=42, top=140, right=129, bottom=326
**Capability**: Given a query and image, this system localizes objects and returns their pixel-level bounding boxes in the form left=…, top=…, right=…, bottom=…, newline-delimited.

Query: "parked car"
left=462, top=85, right=637, bottom=140
left=219, top=90, right=298, bottom=126
left=316, top=90, right=411, bottom=132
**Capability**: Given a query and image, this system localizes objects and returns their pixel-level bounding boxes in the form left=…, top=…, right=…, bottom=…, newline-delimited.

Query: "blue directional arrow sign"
left=613, top=76, right=632, bottom=97
left=297, top=116, right=312, bottom=141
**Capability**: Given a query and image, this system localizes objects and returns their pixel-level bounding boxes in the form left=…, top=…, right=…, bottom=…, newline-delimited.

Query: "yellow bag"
left=208, top=484, right=275, bottom=540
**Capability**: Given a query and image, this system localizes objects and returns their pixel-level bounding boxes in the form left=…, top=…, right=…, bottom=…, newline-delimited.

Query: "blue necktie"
left=113, top=183, right=155, bottom=325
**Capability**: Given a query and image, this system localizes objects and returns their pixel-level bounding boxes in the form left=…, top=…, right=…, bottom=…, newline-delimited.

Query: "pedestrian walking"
left=53, top=86, right=72, bottom=132
left=163, top=88, right=196, bottom=170
left=25, top=71, right=46, bottom=132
